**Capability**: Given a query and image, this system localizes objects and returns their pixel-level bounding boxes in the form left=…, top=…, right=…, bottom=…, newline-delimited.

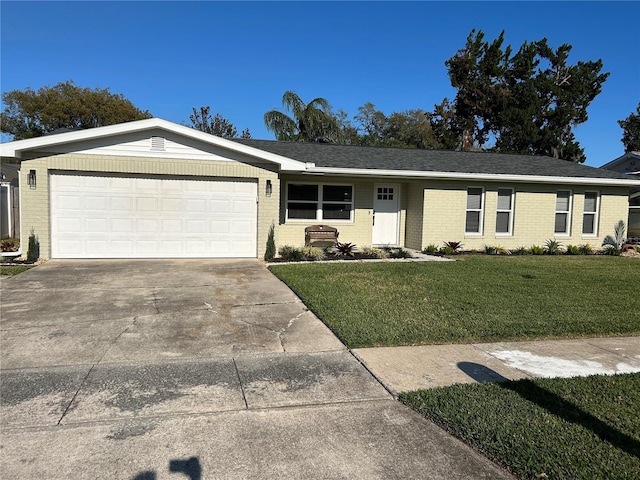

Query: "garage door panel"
left=51, top=174, right=257, bottom=258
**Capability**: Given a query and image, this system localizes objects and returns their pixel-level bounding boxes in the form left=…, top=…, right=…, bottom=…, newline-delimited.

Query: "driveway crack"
left=56, top=316, right=139, bottom=425
left=232, top=358, right=248, bottom=410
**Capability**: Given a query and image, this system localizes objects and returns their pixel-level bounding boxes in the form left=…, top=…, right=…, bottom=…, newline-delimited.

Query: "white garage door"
left=50, top=173, right=257, bottom=258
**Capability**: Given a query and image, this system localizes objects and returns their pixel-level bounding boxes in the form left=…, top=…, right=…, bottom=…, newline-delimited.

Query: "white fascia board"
left=0, top=118, right=307, bottom=171
left=302, top=167, right=640, bottom=187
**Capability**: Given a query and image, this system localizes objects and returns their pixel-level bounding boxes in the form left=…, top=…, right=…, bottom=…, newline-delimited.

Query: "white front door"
left=372, top=184, right=399, bottom=245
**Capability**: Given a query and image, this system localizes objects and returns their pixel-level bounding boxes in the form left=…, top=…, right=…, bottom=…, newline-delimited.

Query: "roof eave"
left=298, top=167, right=640, bottom=187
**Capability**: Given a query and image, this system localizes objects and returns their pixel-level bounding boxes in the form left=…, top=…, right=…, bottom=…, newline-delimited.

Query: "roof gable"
left=0, top=118, right=308, bottom=171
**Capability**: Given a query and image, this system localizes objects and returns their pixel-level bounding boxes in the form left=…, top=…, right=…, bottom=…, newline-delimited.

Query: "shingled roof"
left=234, top=139, right=630, bottom=181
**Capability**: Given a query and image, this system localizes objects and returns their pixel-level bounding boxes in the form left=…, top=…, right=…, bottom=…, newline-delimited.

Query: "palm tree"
left=263, top=91, right=340, bottom=142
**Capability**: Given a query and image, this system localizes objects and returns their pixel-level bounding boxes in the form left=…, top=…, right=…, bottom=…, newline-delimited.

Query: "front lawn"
left=0, top=264, right=32, bottom=276
left=269, top=256, right=640, bottom=348
left=400, top=373, right=640, bottom=480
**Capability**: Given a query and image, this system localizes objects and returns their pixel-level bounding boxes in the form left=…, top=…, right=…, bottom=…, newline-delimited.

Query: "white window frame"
left=285, top=182, right=354, bottom=223
left=554, top=190, right=573, bottom=236
left=582, top=191, right=600, bottom=236
left=495, top=188, right=515, bottom=236
left=465, top=187, right=485, bottom=235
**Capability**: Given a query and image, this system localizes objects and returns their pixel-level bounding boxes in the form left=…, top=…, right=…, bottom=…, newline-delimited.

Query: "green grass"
left=0, top=264, right=32, bottom=276
left=400, top=373, right=640, bottom=480
left=269, top=256, right=640, bottom=348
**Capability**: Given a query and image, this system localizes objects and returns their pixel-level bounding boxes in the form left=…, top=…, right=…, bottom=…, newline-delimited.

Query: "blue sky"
left=1, top=1, right=638, bottom=167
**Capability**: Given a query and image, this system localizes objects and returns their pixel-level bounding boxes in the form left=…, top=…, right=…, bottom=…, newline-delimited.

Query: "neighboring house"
left=0, top=163, right=20, bottom=239
left=601, top=151, right=640, bottom=239
left=0, top=118, right=638, bottom=259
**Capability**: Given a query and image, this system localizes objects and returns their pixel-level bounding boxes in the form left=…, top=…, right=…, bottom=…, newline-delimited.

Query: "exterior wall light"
left=266, top=179, right=272, bottom=197
left=28, top=169, right=37, bottom=189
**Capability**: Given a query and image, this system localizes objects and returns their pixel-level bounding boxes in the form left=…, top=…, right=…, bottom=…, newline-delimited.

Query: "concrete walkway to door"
left=0, top=260, right=512, bottom=479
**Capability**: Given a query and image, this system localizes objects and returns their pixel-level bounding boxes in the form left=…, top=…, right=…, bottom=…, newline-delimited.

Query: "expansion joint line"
left=232, top=358, right=249, bottom=410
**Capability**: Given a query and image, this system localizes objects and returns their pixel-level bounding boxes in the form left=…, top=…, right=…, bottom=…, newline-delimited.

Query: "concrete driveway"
left=0, top=260, right=511, bottom=479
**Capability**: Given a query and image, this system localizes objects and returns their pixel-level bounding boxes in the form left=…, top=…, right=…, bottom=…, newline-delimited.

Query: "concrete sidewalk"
left=353, top=336, right=640, bottom=395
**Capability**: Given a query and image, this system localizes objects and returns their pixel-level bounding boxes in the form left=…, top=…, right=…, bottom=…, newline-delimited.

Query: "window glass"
left=582, top=215, right=595, bottom=235
left=467, top=188, right=483, bottom=210
left=287, top=203, right=317, bottom=219
left=496, top=212, right=510, bottom=233
left=466, top=211, right=481, bottom=233
left=556, top=191, right=570, bottom=211
left=555, top=213, right=568, bottom=233
left=323, top=185, right=352, bottom=202
left=288, top=184, right=318, bottom=202
left=584, top=192, right=597, bottom=213
left=497, top=189, right=512, bottom=210
left=322, top=204, right=351, bottom=220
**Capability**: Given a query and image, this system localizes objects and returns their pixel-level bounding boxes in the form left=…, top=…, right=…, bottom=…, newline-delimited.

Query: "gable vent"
left=150, top=136, right=166, bottom=151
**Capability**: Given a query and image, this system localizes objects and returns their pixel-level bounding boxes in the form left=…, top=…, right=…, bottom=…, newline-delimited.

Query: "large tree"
left=0, top=80, right=151, bottom=140
left=445, top=30, right=609, bottom=162
left=618, top=102, right=640, bottom=152
left=264, top=91, right=340, bottom=142
left=188, top=106, right=251, bottom=138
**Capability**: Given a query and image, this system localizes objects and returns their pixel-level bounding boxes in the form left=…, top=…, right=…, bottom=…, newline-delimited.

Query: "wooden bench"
left=305, top=225, right=339, bottom=247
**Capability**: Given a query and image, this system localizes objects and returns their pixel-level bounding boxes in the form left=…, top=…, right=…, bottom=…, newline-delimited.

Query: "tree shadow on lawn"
left=458, top=362, right=640, bottom=459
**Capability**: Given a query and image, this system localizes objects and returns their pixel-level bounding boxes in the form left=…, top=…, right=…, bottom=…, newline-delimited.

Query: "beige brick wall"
left=19, top=153, right=280, bottom=259
left=276, top=175, right=409, bottom=251
left=420, top=180, right=630, bottom=251
left=405, top=181, right=427, bottom=250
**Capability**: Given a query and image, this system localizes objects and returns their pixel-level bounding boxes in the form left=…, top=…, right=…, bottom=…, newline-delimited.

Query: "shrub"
left=264, top=223, right=276, bottom=261
left=484, top=245, right=507, bottom=255
left=443, top=241, right=463, bottom=253
left=565, top=244, right=581, bottom=255
left=440, top=245, right=454, bottom=255
left=0, top=238, right=20, bottom=252
left=511, top=246, right=528, bottom=255
left=385, top=247, right=412, bottom=259
left=302, top=247, right=325, bottom=261
left=530, top=245, right=544, bottom=255
left=544, top=239, right=562, bottom=255
left=579, top=244, right=594, bottom=255
left=361, top=246, right=388, bottom=259
left=278, top=245, right=304, bottom=262
left=336, top=242, right=357, bottom=257
left=422, top=244, right=439, bottom=254
left=26, top=230, right=40, bottom=263
left=602, top=220, right=626, bottom=256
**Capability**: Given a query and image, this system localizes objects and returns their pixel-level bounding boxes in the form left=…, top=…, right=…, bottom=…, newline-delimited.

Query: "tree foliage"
left=188, top=106, right=251, bottom=138
left=618, top=102, right=640, bottom=152
left=264, top=91, right=340, bottom=142
left=0, top=80, right=152, bottom=140
left=445, top=29, right=609, bottom=162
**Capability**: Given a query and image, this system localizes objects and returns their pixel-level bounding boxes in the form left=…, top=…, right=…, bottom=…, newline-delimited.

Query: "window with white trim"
left=286, top=183, right=353, bottom=221
left=496, top=188, right=514, bottom=235
left=554, top=190, right=572, bottom=235
left=582, top=191, right=599, bottom=236
left=465, top=187, right=484, bottom=234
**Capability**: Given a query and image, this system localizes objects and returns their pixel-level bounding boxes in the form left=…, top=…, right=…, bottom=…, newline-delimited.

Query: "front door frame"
left=372, top=183, right=400, bottom=246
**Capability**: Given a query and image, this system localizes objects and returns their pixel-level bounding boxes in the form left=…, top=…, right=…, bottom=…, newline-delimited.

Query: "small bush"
left=565, top=244, right=581, bottom=255
left=422, top=244, right=439, bottom=254
left=0, top=238, right=20, bottom=252
left=602, top=220, right=626, bottom=256
left=530, top=245, right=544, bottom=255
left=443, top=241, right=463, bottom=253
left=544, top=239, right=562, bottom=255
left=278, top=245, right=304, bottom=262
left=302, top=247, right=325, bottom=261
left=361, top=246, right=388, bottom=259
left=440, top=245, right=454, bottom=255
left=264, top=223, right=276, bottom=261
left=26, top=230, right=40, bottom=263
left=511, top=246, right=528, bottom=255
left=385, top=247, right=412, bottom=259
left=579, top=244, right=594, bottom=255
left=483, top=245, right=507, bottom=255
left=336, top=242, right=357, bottom=257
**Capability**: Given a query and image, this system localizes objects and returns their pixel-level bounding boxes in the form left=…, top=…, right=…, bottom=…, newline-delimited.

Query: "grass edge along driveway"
left=400, top=373, right=640, bottom=480
left=269, top=256, right=640, bottom=348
